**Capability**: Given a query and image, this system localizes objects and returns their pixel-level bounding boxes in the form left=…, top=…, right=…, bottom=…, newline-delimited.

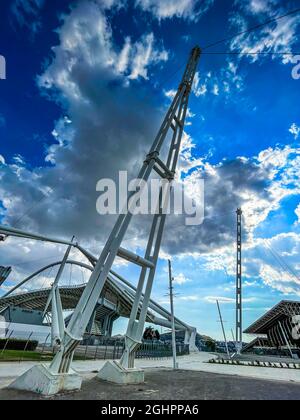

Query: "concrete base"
left=9, top=364, right=82, bottom=396
left=97, top=360, right=145, bottom=385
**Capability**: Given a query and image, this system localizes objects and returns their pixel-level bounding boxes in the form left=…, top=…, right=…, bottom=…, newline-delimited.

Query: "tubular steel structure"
left=1, top=46, right=201, bottom=391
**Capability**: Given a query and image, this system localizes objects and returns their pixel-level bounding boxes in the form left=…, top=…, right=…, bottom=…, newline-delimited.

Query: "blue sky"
left=0, top=0, right=300, bottom=340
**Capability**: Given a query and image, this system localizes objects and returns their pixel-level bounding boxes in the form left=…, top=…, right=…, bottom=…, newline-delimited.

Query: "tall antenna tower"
left=11, top=46, right=201, bottom=394
left=236, top=208, right=243, bottom=354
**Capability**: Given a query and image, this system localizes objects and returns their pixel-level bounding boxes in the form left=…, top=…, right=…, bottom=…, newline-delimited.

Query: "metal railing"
left=0, top=329, right=190, bottom=362
left=136, top=341, right=189, bottom=359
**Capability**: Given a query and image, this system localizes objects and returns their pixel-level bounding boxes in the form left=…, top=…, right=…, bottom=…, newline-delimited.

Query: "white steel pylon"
left=10, top=46, right=201, bottom=394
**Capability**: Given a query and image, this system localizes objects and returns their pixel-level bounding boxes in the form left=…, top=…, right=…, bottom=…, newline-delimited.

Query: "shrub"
left=0, top=338, right=38, bottom=351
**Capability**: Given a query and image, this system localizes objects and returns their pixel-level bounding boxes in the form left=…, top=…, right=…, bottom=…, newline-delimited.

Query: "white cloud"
left=116, top=36, right=132, bottom=74
left=38, top=2, right=168, bottom=96
left=135, top=0, right=213, bottom=21
left=13, top=155, right=26, bottom=166
left=212, top=84, right=219, bottom=96
left=205, top=231, right=300, bottom=299
left=164, top=89, right=177, bottom=100
left=0, top=155, right=5, bottom=165
left=192, top=64, right=243, bottom=99
left=204, top=296, right=235, bottom=304
left=45, top=117, right=74, bottom=165
left=173, top=273, right=191, bottom=285
left=295, top=204, right=300, bottom=224
left=245, top=0, right=278, bottom=15
left=230, top=1, right=300, bottom=64
left=128, top=33, right=168, bottom=80
left=192, top=72, right=207, bottom=97
left=289, top=123, right=300, bottom=140
left=259, top=262, right=300, bottom=296
left=179, top=295, right=200, bottom=301
left=204, top=296, right=257, bottom=304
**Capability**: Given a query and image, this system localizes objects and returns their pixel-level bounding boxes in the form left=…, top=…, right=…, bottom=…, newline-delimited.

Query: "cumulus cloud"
left=135, top=0, right=214, bottom=21
left=38, top=1, right=168, bottom=94
left=0, top=0, right=169, bottom=249
left=203, top=230, right=300, bottom=299
left=161, top=143, right=300, bottom=256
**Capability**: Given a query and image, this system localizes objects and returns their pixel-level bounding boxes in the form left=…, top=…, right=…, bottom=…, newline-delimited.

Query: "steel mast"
left=236, top=208, right=243, bottom=354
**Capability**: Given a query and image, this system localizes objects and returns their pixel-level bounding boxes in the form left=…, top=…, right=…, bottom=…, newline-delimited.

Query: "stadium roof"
left=0, top=272, right=191, bottom=331
left=244, top=300, right=300, bottom=335
left=242, top=337, right=270, bottom=353
left=0, top=275, right=155, bottom=324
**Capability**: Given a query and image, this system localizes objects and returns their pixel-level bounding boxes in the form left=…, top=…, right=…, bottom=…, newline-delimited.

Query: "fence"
left=57, top=339, right=189, bottom=361
left=0, top=329, right=190, bottom=363
left=136, top=342, right=189, bottom=359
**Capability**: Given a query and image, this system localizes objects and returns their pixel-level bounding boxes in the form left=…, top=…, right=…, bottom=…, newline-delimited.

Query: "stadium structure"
left=243, top=301, right=300, bottom=358
left=0, top=238, right=197, bottom=348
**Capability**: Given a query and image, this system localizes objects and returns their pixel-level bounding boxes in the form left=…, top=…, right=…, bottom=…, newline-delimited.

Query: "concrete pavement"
left=2, top=369, right=300, bottom=400
left=0, top=352, right=300, bottom=390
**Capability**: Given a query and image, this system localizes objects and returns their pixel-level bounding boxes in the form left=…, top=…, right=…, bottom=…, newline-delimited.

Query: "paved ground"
left=0, top=369, right=300, bottom=400
left=1, top=353, right=300, bottom=400
left=1, top=353, right=300, bottom=388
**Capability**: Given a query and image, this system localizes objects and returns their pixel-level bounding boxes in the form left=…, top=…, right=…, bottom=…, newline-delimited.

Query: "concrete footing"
left=97, top=360, right=145, bottom=385
left=9, top=364, right=82, bottom=396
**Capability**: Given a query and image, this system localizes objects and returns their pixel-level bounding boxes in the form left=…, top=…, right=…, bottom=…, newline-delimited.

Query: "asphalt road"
left=0, top=369, right=300, bottom=400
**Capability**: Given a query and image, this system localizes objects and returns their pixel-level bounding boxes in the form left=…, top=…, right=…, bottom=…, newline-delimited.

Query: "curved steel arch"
left=2, top=260, right=94, bottom=299
left=1, top=261, right=195, bottom=336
